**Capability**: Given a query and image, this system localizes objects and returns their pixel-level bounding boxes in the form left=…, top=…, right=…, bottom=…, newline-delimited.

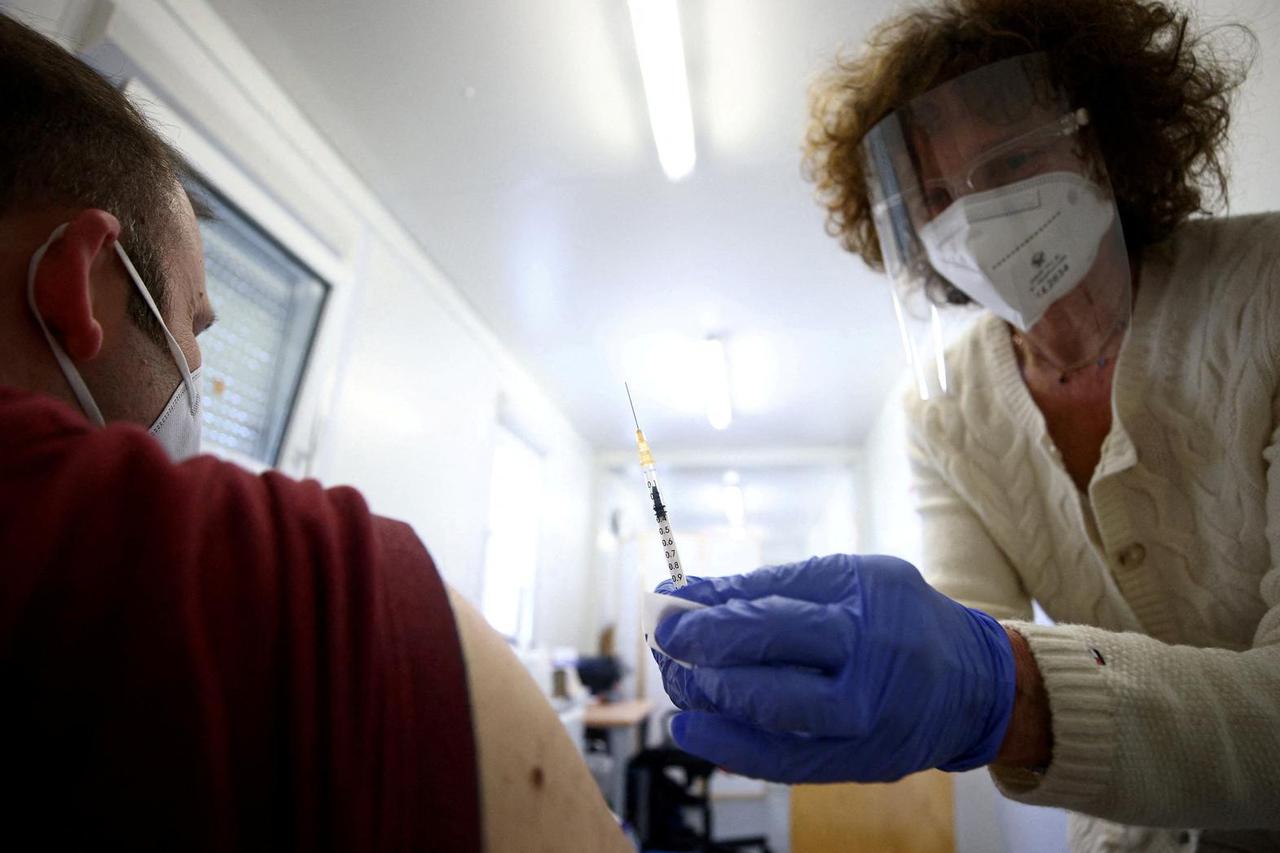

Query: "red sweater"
left=0, top=386, right=480, bottom=851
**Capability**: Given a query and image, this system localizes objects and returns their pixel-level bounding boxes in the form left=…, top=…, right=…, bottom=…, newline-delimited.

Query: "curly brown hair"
left=804, top=0, right=1253, bottom=276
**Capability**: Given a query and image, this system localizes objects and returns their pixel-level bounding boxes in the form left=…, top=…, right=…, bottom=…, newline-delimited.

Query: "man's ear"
left=30, top=209, right=123, bottom=361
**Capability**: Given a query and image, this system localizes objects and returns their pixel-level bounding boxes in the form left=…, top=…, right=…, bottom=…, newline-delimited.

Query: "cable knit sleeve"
left=906, top=393, right=1033, bottom=622
left=988, top=231, right=1280, bottom=830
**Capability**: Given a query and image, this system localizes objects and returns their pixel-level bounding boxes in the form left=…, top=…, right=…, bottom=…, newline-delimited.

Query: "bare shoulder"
left=446, top=587, right=633, bottom=853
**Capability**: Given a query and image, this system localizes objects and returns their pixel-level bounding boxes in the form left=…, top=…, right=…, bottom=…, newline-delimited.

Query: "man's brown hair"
left=804, top=0, right=1254, bottom=279
left=0, top=12, right=197, bottom=344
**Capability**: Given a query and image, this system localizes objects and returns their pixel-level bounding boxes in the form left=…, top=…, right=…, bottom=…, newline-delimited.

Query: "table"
left=584, top=698, right=654, bottom=809
left=584, top=698, right=653, bottom=730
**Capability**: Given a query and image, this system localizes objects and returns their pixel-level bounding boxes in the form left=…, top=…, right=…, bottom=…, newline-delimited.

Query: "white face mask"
left=917, top=171, right=1115, bottom=331
left=26, top=223, right=203, bottom=461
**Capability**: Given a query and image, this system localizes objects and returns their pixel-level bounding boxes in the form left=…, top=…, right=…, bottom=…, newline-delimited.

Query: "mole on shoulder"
left=530, top=765, right=545, bottom=789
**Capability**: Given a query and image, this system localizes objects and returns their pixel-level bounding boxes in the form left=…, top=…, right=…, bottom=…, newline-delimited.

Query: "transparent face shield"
left=863, top=53, right=1130, bottom=397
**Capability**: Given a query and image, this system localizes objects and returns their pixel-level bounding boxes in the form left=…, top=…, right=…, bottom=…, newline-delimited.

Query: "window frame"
left=181, top=170, right=331, bottom=468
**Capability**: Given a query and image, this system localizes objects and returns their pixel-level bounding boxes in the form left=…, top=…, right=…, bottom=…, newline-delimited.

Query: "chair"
left=625, top=714, right=772, bottom=853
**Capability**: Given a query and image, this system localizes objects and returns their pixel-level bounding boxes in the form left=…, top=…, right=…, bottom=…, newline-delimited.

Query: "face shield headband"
left=862, top=52, right=1131, bottom=398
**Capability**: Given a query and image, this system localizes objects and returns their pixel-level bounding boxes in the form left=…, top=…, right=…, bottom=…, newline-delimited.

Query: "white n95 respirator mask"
left=26, top=222, right=203, bottom=461
left=916, top=171, right=1115, bottom=331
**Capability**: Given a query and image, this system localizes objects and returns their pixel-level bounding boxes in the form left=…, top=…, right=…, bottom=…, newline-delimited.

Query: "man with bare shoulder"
left=0, top=12, right=629, bottom=852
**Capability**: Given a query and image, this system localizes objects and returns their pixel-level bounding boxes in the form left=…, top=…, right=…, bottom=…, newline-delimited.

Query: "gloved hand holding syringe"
left=629, top=388, right=1017, bottom=787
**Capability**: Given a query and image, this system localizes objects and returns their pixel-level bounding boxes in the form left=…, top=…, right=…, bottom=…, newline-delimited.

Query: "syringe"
left=626, top=384, right=687, bottom=588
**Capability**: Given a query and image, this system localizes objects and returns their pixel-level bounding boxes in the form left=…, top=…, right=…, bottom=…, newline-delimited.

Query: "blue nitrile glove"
left=651, top=553, right=1016, bottom=784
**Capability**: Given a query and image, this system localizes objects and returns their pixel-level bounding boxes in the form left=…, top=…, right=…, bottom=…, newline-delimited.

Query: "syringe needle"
left=625, top=382, right=641, bottom=430
left=624, top=384, right=686, bottom=588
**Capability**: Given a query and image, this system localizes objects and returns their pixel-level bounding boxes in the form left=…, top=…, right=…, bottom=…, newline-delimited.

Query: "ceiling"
left=204, top=0, right=907, bottom=453
left=202, top=0, right=1280, bottom=455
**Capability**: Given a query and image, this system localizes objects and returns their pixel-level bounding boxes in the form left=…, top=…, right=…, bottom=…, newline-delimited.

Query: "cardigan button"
left=1118, top=543, right=1147, bottom=568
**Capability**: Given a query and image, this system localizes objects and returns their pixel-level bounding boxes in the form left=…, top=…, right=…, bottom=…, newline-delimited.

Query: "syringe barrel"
left=633, top=430, right=686, bottom=587
left=657, top=517, right=686, bottom=587
left=644, top=472, right=685, bottom=587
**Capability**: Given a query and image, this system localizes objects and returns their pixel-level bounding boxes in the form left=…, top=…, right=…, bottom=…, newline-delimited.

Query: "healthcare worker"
left=652, top=1, right=1280, bottom=850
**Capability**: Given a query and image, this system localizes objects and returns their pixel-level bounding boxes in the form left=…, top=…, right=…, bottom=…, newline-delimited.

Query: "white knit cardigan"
left=905, top=213, right=1280, bottom=851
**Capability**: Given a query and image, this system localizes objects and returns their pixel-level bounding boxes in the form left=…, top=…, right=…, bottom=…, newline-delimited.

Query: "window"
left=185, top=177, right=327, bottom=466
left=480, top=426, right=543, bottom=645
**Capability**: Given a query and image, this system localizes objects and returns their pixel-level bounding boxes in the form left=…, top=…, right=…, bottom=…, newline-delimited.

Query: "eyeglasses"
left=914, top=109, right=1089, bottom=216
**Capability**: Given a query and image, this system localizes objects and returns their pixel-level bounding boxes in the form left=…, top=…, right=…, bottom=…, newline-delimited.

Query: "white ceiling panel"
left=200, top=0, right=937, bottom=450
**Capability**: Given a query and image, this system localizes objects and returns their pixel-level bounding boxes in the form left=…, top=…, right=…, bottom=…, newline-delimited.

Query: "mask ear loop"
left=112, top=241, right=199, bottom=416
left=26, top=223, right=106, bottom=427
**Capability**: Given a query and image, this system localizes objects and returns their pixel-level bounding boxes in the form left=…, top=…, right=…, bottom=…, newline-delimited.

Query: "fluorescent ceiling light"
left=628, top=0, right=697, bottom=181
left=700, top=337, right=733, bottom=430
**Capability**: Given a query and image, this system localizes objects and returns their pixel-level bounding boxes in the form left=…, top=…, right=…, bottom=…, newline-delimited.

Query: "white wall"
left=1196, top=0, right=1280, bottom=219
left=312, top=229, right=597, bottom=651
left=320, top=265, right=596, bottom=647
left=312, top=235, right=502, bottom=606
left=501, top=368, right=597, bottom=650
